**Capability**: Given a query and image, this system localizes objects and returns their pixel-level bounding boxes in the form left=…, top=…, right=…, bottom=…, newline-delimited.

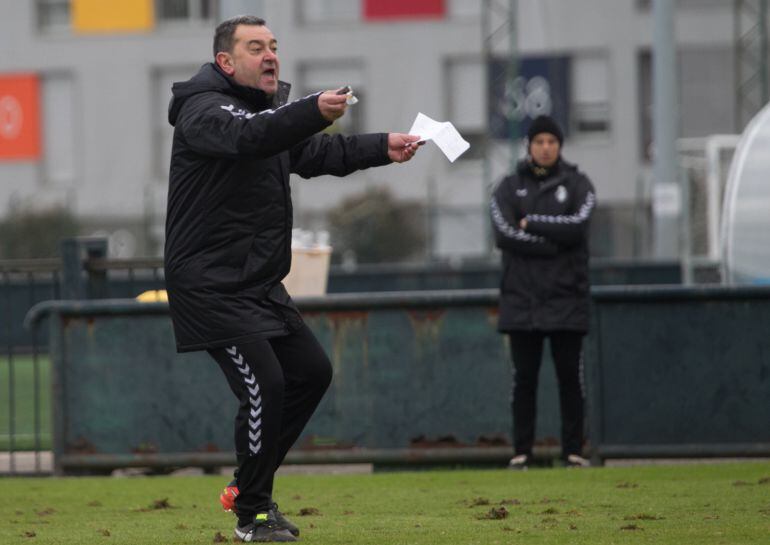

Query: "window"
left=637, top=0, right=726, bottom=9
left=155, top=0, right=218, bottom=23
left=297, top=0, right=360, bottom=24
left=445, top=58, right=486, bottom=160
left=571, top=54, right=611, bottom=136
left=638, top=51, right=653, bottom=160
left=42, top=74, right=77, bottom=183
left=36, top=0, right=70, bottom=31
left=152, top=66, right=198, bottom=179
left=448, top=0, right=481, bottom=19
left=298, top=61, right=364, bottom=134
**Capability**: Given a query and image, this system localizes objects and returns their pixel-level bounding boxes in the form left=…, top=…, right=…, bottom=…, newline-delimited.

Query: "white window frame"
left=295, top=0, right=360, bottom=25
left=151, top=65, right=199, bottom=181
left=41, top=72, right=78, bottom=185
left=154, top=0, right=219, bottom=25
left=297, top=60, right=365, bottom=134
left=571, top=53, right=612, bottom=138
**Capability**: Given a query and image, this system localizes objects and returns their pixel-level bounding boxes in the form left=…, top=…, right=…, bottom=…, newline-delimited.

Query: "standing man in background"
left=490, top=115, right=596, bottom=471
left=164, top=15, right=421, bottom=542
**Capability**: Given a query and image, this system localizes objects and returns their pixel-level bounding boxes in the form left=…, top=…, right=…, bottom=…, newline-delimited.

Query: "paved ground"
left=2, top=451, right=767, bottom=476
left=0, top=451, right=52, bottom=474
left=0, top=451, right=373, bottom=476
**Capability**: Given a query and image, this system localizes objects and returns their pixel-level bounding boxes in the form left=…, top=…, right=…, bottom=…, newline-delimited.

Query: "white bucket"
left=283, top=246, right=332, bottom=296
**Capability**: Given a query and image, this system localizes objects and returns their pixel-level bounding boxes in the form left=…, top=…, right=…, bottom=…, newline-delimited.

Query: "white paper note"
left=408, top=112, right=470, bottom=163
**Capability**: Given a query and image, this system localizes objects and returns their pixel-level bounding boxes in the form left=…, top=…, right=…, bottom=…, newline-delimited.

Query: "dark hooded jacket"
left=490, top=159, right=596, bottom=333
left=165, top=63, right=391, bottom=352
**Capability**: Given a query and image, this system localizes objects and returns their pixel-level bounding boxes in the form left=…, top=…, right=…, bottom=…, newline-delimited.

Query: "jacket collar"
left=211, top=63, right=291, bottom=110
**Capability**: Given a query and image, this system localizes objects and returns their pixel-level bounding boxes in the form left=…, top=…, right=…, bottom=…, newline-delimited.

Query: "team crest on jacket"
left=516, top=188, right=528, bottom=197
left=555, top=185, right=568, bottom=203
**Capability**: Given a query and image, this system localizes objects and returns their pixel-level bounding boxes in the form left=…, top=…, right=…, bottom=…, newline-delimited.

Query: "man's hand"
left=318, top=91, right=348, bottom=122
left=387, top=133, right=423, bottom=163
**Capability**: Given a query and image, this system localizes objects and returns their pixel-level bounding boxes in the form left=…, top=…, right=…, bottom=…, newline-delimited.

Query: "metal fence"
left=0, top=238, right=724, bottom=475
left=1, top=238, right=165, bottom=475
left=1, top=259, right=60, bottom=475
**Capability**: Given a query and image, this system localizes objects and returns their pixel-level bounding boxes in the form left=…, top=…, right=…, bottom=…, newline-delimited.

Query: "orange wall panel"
left=73, top=0, right=154, bottom=33
left=0, top=74, right=41, bottom=161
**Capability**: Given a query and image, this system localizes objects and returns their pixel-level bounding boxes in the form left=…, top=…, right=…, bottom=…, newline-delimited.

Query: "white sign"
left=653, top=182, right=682, bottom=217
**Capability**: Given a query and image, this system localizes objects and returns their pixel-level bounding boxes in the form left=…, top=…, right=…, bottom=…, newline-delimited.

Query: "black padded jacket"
left=490, top=159, right=596, bottom=333
left=165, top=63, right=391, bottom=352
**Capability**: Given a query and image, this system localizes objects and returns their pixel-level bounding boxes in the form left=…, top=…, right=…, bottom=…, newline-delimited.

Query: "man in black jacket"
left=165, top=15, right=421, bottom=542
left=490, top=115, right=595, bottom=471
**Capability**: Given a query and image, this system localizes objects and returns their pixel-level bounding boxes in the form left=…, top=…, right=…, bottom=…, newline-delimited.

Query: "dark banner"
left=488, top=55, right=571, bottom=141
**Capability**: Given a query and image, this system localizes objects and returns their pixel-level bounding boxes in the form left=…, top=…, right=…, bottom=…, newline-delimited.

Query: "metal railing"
left=1, top=259, right=60, bottom=475
left=1, top=238, right=723, bottom=475
left=1, top=238, right=165, bottom=475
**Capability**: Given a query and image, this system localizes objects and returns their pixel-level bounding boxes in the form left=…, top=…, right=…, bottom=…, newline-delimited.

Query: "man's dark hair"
left=213, top=15, right=266, bottom=58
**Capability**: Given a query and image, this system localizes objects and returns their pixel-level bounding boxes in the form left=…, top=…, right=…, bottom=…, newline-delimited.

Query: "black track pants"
left=508, top=331, right=585, bottom=459
left=208, top=323, right=332, bottom=524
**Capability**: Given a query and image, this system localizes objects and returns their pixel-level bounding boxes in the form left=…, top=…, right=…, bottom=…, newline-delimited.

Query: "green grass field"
left=1, top=462, right=768, bottom=544
left=0, top=355, right=52, bottom=450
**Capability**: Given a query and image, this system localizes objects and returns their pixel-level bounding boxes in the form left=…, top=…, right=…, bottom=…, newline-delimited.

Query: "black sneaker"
left=508, top=454, right=530, bottom=471
left=233, top=513, right=297, bottom=542
left=270, top=503, right=300, bottom=537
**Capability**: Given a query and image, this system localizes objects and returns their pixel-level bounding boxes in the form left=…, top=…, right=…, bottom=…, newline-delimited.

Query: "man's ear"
left=215, top=52, right=235, bottom=75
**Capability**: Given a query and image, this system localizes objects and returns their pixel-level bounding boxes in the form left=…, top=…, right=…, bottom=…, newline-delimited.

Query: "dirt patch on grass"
left=620, top=524, right=642, bottom=531
left=616, top=481, right=638, bottom=489
left=624, top=513, right=664, bottom=521
left=212, top=531, right=227, bottom=542
left=477, top=507, right=509, bottom=520
left=466, top=497, right=490, bottom=507
left=136, top=498, right=175, bottom=512
left=298, top=507, right=320, bottom=516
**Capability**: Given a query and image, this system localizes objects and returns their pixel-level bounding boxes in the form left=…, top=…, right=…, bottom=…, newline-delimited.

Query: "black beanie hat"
left=527, top=115, right=563, bottom=145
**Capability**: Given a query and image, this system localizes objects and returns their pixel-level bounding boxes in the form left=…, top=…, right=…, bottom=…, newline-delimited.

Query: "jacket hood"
left=168, top=63, right=291, bottom=126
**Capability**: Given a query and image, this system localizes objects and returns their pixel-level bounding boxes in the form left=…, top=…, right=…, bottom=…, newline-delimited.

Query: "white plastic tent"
left=721, top=103, right=770, bottom=284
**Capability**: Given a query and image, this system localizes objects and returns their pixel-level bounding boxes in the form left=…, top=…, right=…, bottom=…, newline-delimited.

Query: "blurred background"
left=1, top=0, right=764, bottom=275
left=3, top=1, right=770, bottom=476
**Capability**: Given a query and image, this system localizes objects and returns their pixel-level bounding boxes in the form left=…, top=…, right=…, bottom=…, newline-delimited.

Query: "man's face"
left=529, top=133, right=560, bottom=167
left=222, top=24, right=280, bottom=95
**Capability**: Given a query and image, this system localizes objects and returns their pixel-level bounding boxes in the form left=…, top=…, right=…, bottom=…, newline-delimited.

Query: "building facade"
left=0, top=0, right=739, bottom=259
